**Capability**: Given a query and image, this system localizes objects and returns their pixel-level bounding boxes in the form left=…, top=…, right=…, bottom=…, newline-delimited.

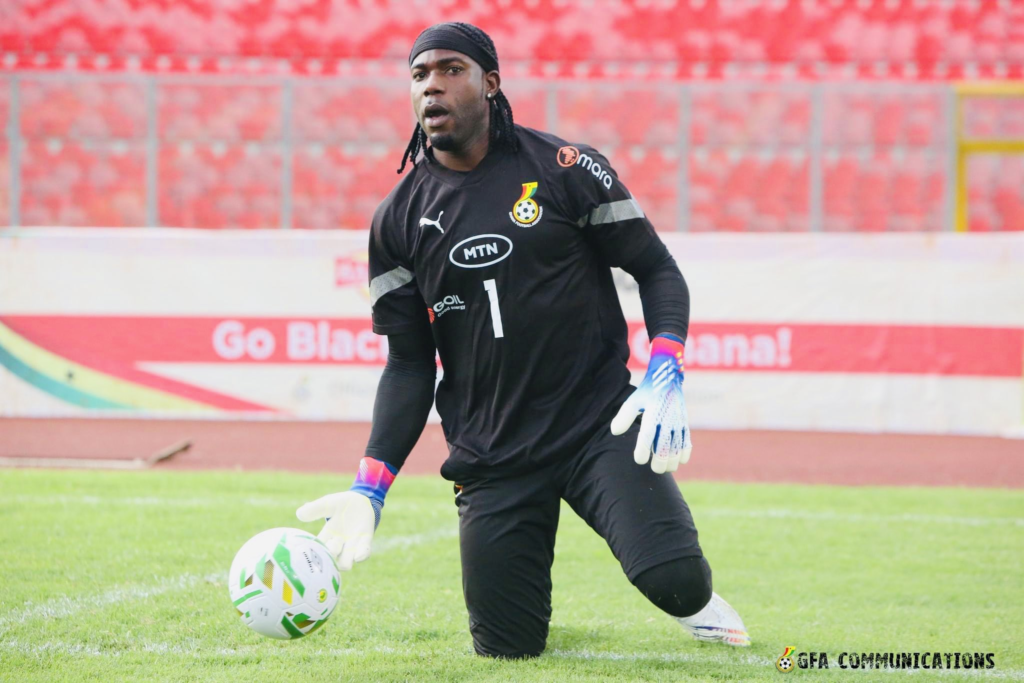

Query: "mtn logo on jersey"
left=449, top=234, right=513, bottom=269
left=428, top=294, right=466, bottom=322
left=510, top=182, right=543, bottom=228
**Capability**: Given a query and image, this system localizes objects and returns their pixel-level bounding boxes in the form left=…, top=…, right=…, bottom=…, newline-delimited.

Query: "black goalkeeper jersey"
left=368, top=125, right=667, bottom=481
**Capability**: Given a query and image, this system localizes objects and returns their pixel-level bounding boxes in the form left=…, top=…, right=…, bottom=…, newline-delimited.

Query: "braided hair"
left=398, top=23, right=518, bottom=174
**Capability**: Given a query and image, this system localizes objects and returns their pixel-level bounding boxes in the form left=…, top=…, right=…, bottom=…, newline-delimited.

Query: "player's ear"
left=485, top=70, right=500, bottom=100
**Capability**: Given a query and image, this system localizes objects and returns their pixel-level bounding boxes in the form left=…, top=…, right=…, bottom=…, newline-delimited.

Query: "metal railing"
left=3, top=72, right=957, bottom=231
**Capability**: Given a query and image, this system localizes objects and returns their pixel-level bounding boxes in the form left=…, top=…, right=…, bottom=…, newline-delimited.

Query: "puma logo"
left=419, top=211, right=444, bottom=234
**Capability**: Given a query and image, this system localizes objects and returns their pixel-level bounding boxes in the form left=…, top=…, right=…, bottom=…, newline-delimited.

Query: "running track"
left=1, top=418, right=1022, bottom=488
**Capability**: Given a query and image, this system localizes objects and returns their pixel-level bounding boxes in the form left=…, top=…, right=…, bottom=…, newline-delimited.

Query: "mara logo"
left=449, top=234, right=513, bottom=269
left=557, top=145, right=579, bottom=167
left=577, top=152, right=614, bottom=190
left=509, top=181, right=543, bottom=228
left=428, top=294, right=466, bottom=322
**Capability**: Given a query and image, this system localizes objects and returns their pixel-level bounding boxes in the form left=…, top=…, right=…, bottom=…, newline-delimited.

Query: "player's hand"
left=610, top=333, right=692, bottom=474
left=296, top=491, right=376, bottom=571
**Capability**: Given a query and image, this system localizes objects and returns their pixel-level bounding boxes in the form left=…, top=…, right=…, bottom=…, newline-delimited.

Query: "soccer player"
left=297, top=22, right=750, bottom=658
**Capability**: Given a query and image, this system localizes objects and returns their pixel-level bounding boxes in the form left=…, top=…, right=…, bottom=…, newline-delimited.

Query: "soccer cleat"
left=675, top=592, right=751, bottom=647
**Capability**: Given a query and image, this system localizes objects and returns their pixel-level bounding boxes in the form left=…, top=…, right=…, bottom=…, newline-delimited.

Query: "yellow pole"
left=951, top=82, right=1024, bottom=233
left=954, top=89, right=967, bottom=233
left=956, top=146, right=968, bottom=233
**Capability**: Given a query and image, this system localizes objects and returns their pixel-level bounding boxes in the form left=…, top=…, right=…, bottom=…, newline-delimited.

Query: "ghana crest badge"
left=776, top=646, right=797, bottom=673
left=510, top=181, right=543, bottom=227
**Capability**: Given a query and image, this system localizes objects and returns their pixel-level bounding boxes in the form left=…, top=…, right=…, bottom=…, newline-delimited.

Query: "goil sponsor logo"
left=449, top=234, right=513, bottom=269
left=430, top=294, right=466, bottom=321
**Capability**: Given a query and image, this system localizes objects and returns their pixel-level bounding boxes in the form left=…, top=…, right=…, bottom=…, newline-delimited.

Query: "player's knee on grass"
left=465, top=572, right=551, bottom=659
left=631, top=556, right=712, bottom=618
left=470, top=621, right=547, bottom=660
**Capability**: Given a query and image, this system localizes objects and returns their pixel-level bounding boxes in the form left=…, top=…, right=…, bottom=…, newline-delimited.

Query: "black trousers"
left=453, top=421, right=705, bottom=658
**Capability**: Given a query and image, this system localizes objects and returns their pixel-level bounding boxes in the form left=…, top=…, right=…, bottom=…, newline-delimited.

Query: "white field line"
left=2, top=493, right=292, bottom=507
left=698, top=508, right=1024, bottom=528
left=0, top=526, right=457, bottom=637
left=6, top=493, right=1021, bottom=528
left=551, top=647, right=772, bottom=667
left=0, top=494, right=444, bottom=513
left=0, top=572, right=223, bottom=634
left=0, top=638, right=412, bottom=658
left=372, top=526, right=457, bottom=552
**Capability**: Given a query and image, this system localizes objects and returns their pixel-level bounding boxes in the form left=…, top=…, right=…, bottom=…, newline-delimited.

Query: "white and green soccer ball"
left=229, top=527, right=341, bottom=639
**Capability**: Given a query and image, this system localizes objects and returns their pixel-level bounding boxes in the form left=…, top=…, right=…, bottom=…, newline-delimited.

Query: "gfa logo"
left=777, top=647, right=797, bottom=673
left=509, top=182, right=543, bottom=228
left=776, top=647, right=830, bottom=672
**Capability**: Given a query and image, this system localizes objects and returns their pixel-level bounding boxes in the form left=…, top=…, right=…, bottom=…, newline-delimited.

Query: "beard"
left=426, top=100, right=489, bottom=154
left=428, top=131, right=459, bottom=152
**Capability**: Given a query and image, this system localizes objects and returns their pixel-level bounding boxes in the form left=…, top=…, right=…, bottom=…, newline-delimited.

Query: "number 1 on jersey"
left=483, top=279, right=504, bottom=339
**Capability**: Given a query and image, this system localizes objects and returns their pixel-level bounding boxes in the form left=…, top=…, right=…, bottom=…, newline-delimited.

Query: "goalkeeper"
left=298, top=22, right=750, bottom=658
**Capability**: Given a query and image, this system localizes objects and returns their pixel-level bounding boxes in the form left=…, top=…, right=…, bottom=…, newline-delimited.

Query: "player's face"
left=410, top=49, right=496, bottom=153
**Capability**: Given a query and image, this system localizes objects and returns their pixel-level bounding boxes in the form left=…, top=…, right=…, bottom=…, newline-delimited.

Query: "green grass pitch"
left=1, top=469, right=1021, bottom=682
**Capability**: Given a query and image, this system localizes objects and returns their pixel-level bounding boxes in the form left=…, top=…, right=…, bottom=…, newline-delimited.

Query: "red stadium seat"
left=158, top=142, right=281, bottom=228
left=8, top=1, right=1021, bottom=68
left=824, top=151, right=945, bottom=233
left=292, top=143, right=407, bottom=230
left=294, top=84, right=411, bottom=143
left=19, top=79, right=147, bottom=140
left=557, top=89, right=680, bottom=148
left=968, top=155, right=1024, bottom=232
left=20, top=139, right=146, bottom=227
left=159, top=84, right=281, bottom=141
left=689, top=150, right=808, bottom=233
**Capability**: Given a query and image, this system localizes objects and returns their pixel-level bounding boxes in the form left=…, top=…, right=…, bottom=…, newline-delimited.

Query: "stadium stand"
left=20, top=138, right=146, bottom=227
left=159, top=84, right=282, bottom=142
left=159, top=142, right=282, bottom=229
left=2, top=1, right=1022, bottom=231
left=293, top=143, right=407, bottom=231
left=4, top=1, right=1022, bottom=69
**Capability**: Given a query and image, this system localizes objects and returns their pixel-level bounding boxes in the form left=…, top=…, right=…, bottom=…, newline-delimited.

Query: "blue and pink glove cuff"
left=648, top=333, right=686, bottom=383
left=350, top=457, right=398, bottom=529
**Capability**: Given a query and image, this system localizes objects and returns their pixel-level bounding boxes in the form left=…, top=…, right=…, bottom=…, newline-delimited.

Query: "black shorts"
left=452, top=421, right=703, bottom=658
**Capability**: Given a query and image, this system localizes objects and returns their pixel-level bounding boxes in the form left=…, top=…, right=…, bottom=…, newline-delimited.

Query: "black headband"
left=409, top=22, right=499, bottom=73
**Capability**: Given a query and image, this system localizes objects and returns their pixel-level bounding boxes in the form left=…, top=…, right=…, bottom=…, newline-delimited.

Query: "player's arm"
left=611, top=250, right=692, bottom=474
left=297, top=203, right=436, bottom=569
left=562, top=145, right=692, bottom=473
left=296, top=327, right=436, bottom=569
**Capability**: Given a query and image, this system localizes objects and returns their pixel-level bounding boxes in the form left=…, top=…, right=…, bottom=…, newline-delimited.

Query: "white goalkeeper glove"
left=296, top=457, right=397, bottom=570
left=610, top=333, right=693, bottom=474
left=296, top=491, right=376, bottom=571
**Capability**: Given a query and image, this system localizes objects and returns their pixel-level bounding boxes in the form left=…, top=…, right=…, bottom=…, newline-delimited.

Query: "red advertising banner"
left=4, top=315, right=1020, bottom=377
